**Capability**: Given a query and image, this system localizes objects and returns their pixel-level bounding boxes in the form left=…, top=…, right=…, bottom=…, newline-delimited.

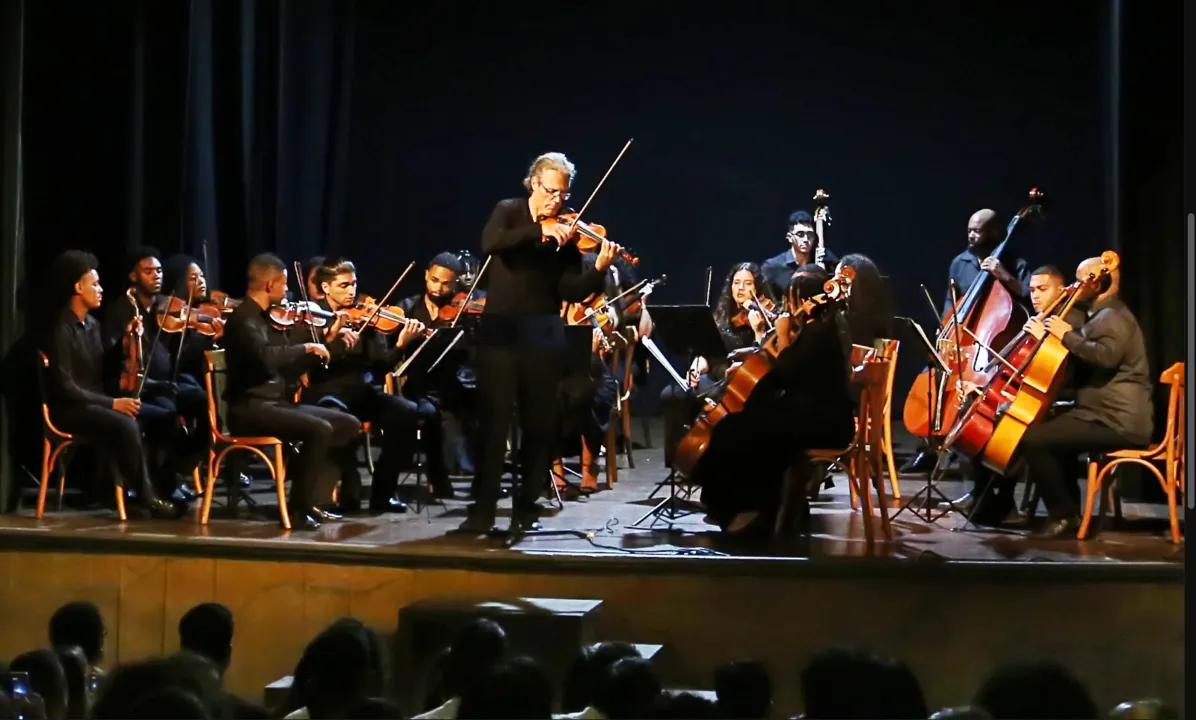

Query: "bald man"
left=1015, top=256, right=1153, bottom=539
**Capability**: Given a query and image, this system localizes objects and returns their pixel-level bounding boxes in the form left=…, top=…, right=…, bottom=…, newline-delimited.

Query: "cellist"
left=1017, top=256, right=1153, bottom=539
left=903, top=208, right=1034, bottom=473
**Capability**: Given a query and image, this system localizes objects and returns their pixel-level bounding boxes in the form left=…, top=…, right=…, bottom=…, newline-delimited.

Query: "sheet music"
left=641, top=337, right=688, bottom=391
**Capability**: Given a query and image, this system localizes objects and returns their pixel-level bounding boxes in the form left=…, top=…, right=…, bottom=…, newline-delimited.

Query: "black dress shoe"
left=947, top=493, right=977, bottom=514
left=310, top=507, right=342, bottom=522
left=1030, top=516, right=1080, bottom=540
left=291, top=514, right=321, bottom=531
left=369, top=497, right=408, bottom=514
left=175, top=484, right=198, bottom=501
left=509, top=514, right=542, bottom=534
left=332, top=499, right=362, bottom=515
left=144, top=496, right=183, bottom=520
left=455, top=514, right=497, bottom=534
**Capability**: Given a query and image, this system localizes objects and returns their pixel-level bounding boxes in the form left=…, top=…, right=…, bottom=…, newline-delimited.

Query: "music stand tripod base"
left=631, top=470, right=698, bottom=529
left=891, top=446, right=958, bottom=524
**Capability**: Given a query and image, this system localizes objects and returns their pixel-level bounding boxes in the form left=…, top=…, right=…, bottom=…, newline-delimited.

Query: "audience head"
left=123, top=687, right=210, bottom=719
left=649, top=691, right=720, bottom=719
left=1108, top=699, right=1179, bottom=720
left=246, top=253, right=288, bottom=303
left=50, top=252, right=102, bottom=312
left=930, top=707, right=993, bottom=719
left=178, top=602, right=235, bottom=673
left=714, top=659, right=772, bottom=719
left=974, top=660, right=1098, bottom=720
left=457, top=656, right=552, bottom=720
left=344, top=697, right=405, bottom=719
left=52, top=646, right=89, bottom=720
left=0, top=691, right=13, bottom=720
left=90, top=653, right=221, bottom=720
left=9, top=650, right=69, bottom=720
left=443, top=618, right=508, bottom=698
left=421, top=646, right=452, bottom=712
left=292, top=618, right=384, bottom=719
left=49, top=602, right=106, bottom=667
left=801, top=646, right=927, bottom=719
left=593, top=656, right=662, bottom=720
left=561, top=641, right=642, bottom=712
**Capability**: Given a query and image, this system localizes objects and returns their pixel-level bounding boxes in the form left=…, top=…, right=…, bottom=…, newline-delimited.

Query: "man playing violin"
left=308, top=257, right=448, bottom=511
left=461, top=151, right=624, bottom=535
left=222, top=254, right=363, bottom=530
left=761, top=210, right=839, bottom=299
left=1013, top=256, right=1153, bottom=539
left=42, top=250, right=179, bottom=519
left=100, top=247, right=208, bottom=503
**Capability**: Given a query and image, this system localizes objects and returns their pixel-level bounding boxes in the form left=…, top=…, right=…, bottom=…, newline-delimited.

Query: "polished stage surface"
left=0, top=425, right=1183, bottom=577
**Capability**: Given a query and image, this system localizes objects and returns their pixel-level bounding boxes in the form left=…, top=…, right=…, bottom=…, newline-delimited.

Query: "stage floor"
left=0, top=428, right=1183, bottom=575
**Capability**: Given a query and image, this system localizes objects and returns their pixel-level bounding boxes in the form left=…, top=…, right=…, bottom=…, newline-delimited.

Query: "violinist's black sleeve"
left=482, top=198, right=543, bottom=254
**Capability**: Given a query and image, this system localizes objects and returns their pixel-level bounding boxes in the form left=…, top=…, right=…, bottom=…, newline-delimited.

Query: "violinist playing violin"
left=308, top=257, right=448, bottom=511
left=761, top=209, right=839, bottom=299
left=460, top=151, right=624, bottom=535
left=222, top=254, right=362, bottom=531
left=692, top=266, right=856, bottom=537
left=397, top=252, right=477, bottom=486
left=42, top=251, right=180, bottom=519
left=903, top=207, right=1035, bottom=474
left=100, top=247, right=208, bottom=504
left=1010, top=256, right=1153, bottom=539
left=659, top=262, right=775, bottom=472
left=161, top=254, right=223, bottom=384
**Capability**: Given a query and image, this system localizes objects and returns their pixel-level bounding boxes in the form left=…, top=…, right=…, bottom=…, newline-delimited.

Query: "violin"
left=118, top=289, right=145, bottom=395
left=437, top=293, right=486, bottom=323
left=731, top=296, right=778, bottom=328
left=205, top=290, right=240, bottom=313
left=541, top=212, right=640, bottom=267
left=154, top=296, right=225, bottom=338
left=267, top=301, right=336, bottom=329
left=342, top=295, right=432, bottom=336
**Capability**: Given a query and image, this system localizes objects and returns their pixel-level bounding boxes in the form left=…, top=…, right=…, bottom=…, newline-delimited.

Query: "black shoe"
left=310, top=507, right=342, bottom=522
left=1030, top=516, right=1080, bottom=540
left=999, top=508, right=1029, bottom=528
left=290, top=513, right=321, bottom=531
left=175, top=483, right=198, bottom=501
left=456, top=514, right=497, bottom=534
left=332, top=499, right=363, bottom=515
left=900, top=450, right=936, bottom=473
left=369, top=497, right=408, bottom=514
left=946, top=492, right=977, bottom=514
left=238, top=473, right=252, bottom=488
left=509, top=514, right=542, bottom=534
left=144, top=495, right=183, bottom=520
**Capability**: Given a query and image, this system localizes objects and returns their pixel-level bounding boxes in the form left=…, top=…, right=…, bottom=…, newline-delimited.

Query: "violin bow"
left=357, top=262, right=415, bottom=332
left=562, top=138, right=633, bottom=239
left=704, top=266, right=713, bottom=306
left=168, top=281, right=198, bottom=385
left=292, top=261, right=327, bottom=368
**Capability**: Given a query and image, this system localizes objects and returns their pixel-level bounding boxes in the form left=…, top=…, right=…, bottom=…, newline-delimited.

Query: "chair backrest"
left=35, top=351, right=62, bottom=434
left=204, top=349, right=232, bottom=437
left=1158, top=362, right=1185, bottom=468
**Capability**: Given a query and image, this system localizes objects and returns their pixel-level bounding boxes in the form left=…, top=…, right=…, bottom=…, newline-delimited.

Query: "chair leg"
left=274, top=445, right=291, bottom=530
left=882, top=420, right=901, bottom=499
left=1077, top=461, right=1101, bottom=540
left=1166, top=473, right=1182, bottom=544
left=621, top=406, right=635, bottom=469
left=581, top=440, right=600, bottom=492
left=37, top=439, right=52, bottom=519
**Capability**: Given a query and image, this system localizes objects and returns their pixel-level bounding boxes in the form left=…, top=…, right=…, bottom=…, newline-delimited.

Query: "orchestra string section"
left=35, top=152, right=1166, bottom=542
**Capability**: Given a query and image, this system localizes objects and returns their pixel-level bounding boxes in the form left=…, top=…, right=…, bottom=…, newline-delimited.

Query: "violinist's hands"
left=540, top=218, right=572, bottom=247
left=398, top=319, right=427, bottom=347
left=747, top=309, right=768, bottom=336
left=591, top=328, right=604, bottom=353
left=1043, top=316, right=1072, bottom=339
left=957, top=380, right=980, bottom=397
left=594, top=239, right=623, bottom=272
left=304, top=343, right=331, bottom=363
left=980, top=256, right=1012, bottom=283
left=687, top=356, right=709, bottom=389
left=338, top=327, right=359, bottom=349
left=112, top=397, right=141, bottom=417
left=1023, top=317, right=1046, bottom=340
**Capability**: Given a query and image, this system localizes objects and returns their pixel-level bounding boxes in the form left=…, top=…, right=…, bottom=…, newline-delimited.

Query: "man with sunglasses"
left=761, top=210, right=839, bottom=299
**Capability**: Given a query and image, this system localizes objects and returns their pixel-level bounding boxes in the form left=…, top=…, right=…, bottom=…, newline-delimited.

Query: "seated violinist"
left=160, top=254, right=223, bottom=384
left=692, top=265, right=856, bottom=536
left=222, top=254, right=362, bottom=530
left=659, top=262, right=775, bottom=471
left=42, top=251, right=180, bottom=519
left=397, top=252, right=476, bottom=488
left=1010, top=256, right=1153, bottom=539
left=950, top=263, right=1087, bottom=525
left=557, top=303, right=621, bottom=494
left=100, top=247, right=208, bottom=503
left=311, top=257, right=450, bottom=509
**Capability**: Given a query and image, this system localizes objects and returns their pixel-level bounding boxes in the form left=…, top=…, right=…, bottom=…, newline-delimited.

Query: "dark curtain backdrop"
left=3, top=0, right=1186, bottom=505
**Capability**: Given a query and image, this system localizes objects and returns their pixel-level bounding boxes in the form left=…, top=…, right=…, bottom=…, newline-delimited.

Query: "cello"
left=947, top=251, right=1119, bottom=473
left=902, top=188, right=1044, bottom=440
left=672, top=267, right=855, bottom=480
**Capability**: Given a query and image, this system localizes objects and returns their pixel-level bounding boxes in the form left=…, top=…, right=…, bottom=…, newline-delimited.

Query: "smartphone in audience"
left=88, top=670, right=101, bottom=694
left=5, top=671, right=30, bottom=698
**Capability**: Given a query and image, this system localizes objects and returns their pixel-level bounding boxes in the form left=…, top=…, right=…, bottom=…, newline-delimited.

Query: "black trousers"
left=472, top=345, right=562, bottom=516
left=138, top=379, right=210, bottom=489
left=227, top=399, right=361, bottom=511
left=1018, top=412, right=1134, bottom=520
left=54, top=404, right=149, bottom=492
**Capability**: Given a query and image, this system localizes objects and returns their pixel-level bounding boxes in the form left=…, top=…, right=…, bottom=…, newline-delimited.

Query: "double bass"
left=672, top=267, right=855, bottom=480
left=902, top=189, right=1044, bottom=440
left=946, top=251, right=1119, bottom=473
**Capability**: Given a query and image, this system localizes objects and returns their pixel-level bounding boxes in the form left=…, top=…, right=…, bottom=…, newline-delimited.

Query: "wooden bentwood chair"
left=1078, top=361, right=1185, bottom=543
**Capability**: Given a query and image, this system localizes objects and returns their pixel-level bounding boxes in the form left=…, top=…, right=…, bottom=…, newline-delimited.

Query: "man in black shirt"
left=308, top=257, right=442, bottom=511
left=221, top=254, right=361, bottom=531
left=43, top=251, right=178, bottom=519
left=760, top=210, right=839, bottom=299
left=461, top=152, right=622, bottom=534
left=1018, top=256, right=1154, bottom=539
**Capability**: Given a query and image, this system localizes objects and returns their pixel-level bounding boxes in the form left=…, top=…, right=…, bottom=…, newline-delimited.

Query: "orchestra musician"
left=42, top=251, right=180, bottom=519
left=557, top=298, right=621, bottom=494
left=659, top=262, right=775, bottom=472
left=302, top=257, right=327, bottom=303
left=100, top=247, right=208, bottom=503
left=693, top=266, right=856, bottom=536
left=1015, top=256, right=1154, bottom=539
left=397, top=252, right=476, bottom=487
left=950, top=264, right=1086, bottom=524
left=309, top=257, right=443, bottom=511
left=761, top=210, right=839, bottom=299
left=460, top=152, right=623, bottom=535
left=834, top=254, right=894, bottom=348
left=903, top=208, right=1034, bottom=473
left=160, top=254, right=220, bottom=384
left=221, top=254, right=362, bottom=531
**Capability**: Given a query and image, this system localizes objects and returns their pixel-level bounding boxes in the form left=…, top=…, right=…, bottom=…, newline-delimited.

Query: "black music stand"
left=630, top=305, right=726, bottom=528
left=890, top=316, right=959, bottom=523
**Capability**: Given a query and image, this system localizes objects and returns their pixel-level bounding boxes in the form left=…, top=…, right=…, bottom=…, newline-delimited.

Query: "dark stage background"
left=1, top=1, right=1185, bottom=506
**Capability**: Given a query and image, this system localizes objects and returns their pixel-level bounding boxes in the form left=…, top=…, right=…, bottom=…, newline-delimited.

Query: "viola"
left=945, top=251, right=1119, bottom=473
left=118, top=289, right=145, bottom=395
left=437, top=293, right=486, bottom=322
left=673, top=268, right=855, bottom=481
left=902, top=188, right=1044, bottom=439
left=342, top=295, right=432, bottom=336
left=541, top=212, right=640, bottom=267
left=268, top=301, right=336, bottom=329
left=154, top=296, right=225, bottom=338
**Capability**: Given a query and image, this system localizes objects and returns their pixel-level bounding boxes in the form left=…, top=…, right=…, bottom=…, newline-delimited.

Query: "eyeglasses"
left=538, top=184, right=570, bottom=200
left=788, top=229, right=815, bottom=239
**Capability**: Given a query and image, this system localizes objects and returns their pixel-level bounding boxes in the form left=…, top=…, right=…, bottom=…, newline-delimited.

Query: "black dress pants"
left=472, top=345, right=562, bottom=517
left=227, top=400, right=361, bottom=511
left=54, top=404, right=149, bottom=492
left=1018, top=412, right=1135, bottom=520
